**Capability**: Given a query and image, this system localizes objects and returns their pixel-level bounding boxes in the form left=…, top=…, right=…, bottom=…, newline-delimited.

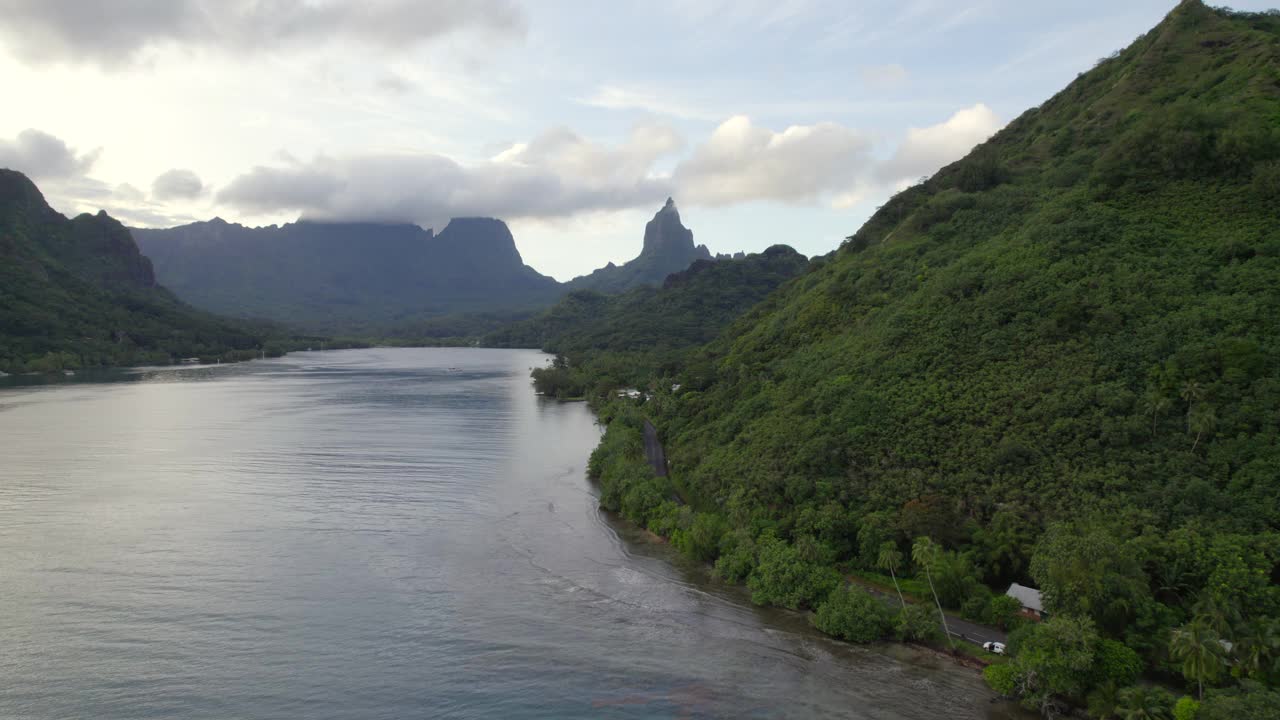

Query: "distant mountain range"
left=132, top=216, right=562, bottom=333
left=0, top=169, right=278, bottom=373
left=130, top=198, right=725, bottom=333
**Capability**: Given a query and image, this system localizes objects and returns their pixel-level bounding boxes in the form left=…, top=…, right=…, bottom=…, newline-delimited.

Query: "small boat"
left=62, top=370, right=75, bottom=376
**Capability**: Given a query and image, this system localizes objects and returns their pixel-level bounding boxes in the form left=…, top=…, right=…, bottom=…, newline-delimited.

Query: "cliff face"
left=0, top=170, right=155, bottom=291
left=566, top=198, right=713, bottom=293
left=132, top=215, right=561, bottom=331
left=0, top=169, right=262, bottom=372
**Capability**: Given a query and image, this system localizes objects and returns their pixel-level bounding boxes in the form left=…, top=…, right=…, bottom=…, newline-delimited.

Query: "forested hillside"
left=0, top=170, right=290, bottom=372
left=490, top=245, right=808, bottom=397
left=584, top=2, right=1280, bottom=715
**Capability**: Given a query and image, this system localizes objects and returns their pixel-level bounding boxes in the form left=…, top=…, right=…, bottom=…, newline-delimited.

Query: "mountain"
left=577, top=0, right=1280, bottom=699
left=0, top=169, right=275, bottom=372
left=489, top=245, right=808, bottom=398
left=132, top=216, right=562, bottom=333
left=566, top=198, right=713, bottom=293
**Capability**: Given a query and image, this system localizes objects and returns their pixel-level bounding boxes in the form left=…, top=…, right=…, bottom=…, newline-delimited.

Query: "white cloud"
left=214, top=116, right=889, bottom=224
left=673, top=116, right=872, bottom=207
left=0, top=0, right=527, bottom=66
left=0, top=128, right=99, bottom=181
left=215, top=123, right=684, bottom=228
left=877, top=103, right=1003, bottom=185
left=0, top=128, right=201, bottom=227
left=151, top=168, right=204, bottom=200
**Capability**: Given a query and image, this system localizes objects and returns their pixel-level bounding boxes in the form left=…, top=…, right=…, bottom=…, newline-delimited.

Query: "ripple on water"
left=0, top=349, right=1026, bottom=720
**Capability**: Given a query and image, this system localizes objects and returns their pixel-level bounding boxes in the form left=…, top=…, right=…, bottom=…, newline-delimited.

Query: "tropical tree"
left=1188, top=404, right=1217, bottom=451
left=1234, top=618, right=1280, bottom=681
left=1170, top=617, right=1225, bottom=700
left=1191, top=593, right=1240, bottom=637
left=1116, top=685, right=1174, bottom=720
left=1143, top=392, right=1171, bottom=436
left=1180, top=380, right=1204, bottom=432
left=877, top=541, right=907, bottom=609
left=1088, top=680, right=1122, bottom=719
left=912, top=536, right=953, bottom=648
left=972, top=508, right=1033, bottom=583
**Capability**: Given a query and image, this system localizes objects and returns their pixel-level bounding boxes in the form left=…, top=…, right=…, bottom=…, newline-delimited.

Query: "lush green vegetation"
left=494, top=246, right=808, bottom=398
left=535, top=3, right=1280, bottom=716
left=0, top=169, right=329, bottom=373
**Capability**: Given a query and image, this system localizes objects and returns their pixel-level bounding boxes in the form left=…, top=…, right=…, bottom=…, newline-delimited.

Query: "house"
left=1005, top=583, right=1045, bottom=620
left=615, top=388, right=644, bottom=400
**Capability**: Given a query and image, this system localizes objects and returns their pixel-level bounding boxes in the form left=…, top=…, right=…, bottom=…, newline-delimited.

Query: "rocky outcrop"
left=566, top=198, right=714, bottom=293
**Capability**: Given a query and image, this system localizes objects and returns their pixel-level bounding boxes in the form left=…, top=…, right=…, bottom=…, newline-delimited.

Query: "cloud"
left=0, top=128, right=99, bottom=181
left=877, top=103, right=1003, bottom=185
left=672, top=116, right=872, bottom=206
left=151, top=168, right=204, bottom=200
left=0, top=129, right=200, bottom=227
left=0, top=0, right=527, bottom=66
left=214, top=113, right=952, bottom=224
left=216, top=123, right=683, bottom=228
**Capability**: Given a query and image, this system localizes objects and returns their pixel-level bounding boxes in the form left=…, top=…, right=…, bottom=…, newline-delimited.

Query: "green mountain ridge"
left=0, top=169, right=286, bottom=373
left=488, top=244, right=809, bottom=398
left=579, top=1, right=1280, bottom=712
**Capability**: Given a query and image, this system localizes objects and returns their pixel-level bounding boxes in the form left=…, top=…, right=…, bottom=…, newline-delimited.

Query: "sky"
left=0, top=0, right=1275, bottom=281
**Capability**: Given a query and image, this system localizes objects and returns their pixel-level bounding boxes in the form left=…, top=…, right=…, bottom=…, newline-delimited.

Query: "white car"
left=983, top=641, right=1006, bottom=655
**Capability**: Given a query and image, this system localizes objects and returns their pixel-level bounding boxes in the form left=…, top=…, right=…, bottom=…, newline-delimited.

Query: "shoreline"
left=576, top=397, right=1003, bottom=681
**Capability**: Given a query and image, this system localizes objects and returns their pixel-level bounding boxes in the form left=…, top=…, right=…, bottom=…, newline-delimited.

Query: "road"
left=642, top=420, right=668, bottom=477
left=849, top=577, right=1008, bottom=648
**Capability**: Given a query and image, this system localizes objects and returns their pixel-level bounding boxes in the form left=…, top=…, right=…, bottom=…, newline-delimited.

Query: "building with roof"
left=1005, top=583, right=1045, bottom=620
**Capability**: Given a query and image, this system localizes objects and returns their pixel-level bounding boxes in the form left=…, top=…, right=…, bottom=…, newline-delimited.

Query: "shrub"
left=812, top=585, right=893, bottom=643
left=983, top=663, right=1019, bottom=697
left=674, top=512, right=728, bottom=562
left=895, top=604, right=942, bottom=643
left=986, top=594, right=1023, bottom=630
left=1173, top=696, right=1200, bottom=720
left=747, top=533, right=841, bottom=609
left=1092, top=638, right=1143, bottom=688
left=713, top=530, right=757, bottom=582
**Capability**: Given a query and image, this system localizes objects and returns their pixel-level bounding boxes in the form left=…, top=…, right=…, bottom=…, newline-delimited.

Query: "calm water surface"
left=0, top=348, right=1023, bottom=719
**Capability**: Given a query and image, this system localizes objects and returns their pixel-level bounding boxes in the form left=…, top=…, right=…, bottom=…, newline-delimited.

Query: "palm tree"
left=877, top=541, right=907, bottom=609
left=1143, top=392, right=1171, bottom=436
left=1188, top=404, right=1217, bottom=451
left=1116, top=685, right=1173, bottom=720
left=1170, top=617, right=1225, bottom=700
left=1191, top=593, right=1239, bottom=637
left=1087, top=680, right=1122, bottom=719
left=1180, top=380, right=1204, bottom=432
left=1235, top=618, right=1280, bottom=680
left=911, top=537, right=953, bottom=648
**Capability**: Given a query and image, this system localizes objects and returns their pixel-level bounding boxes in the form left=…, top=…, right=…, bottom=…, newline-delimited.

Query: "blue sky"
left=0, top=0, right=1274, bottom=280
